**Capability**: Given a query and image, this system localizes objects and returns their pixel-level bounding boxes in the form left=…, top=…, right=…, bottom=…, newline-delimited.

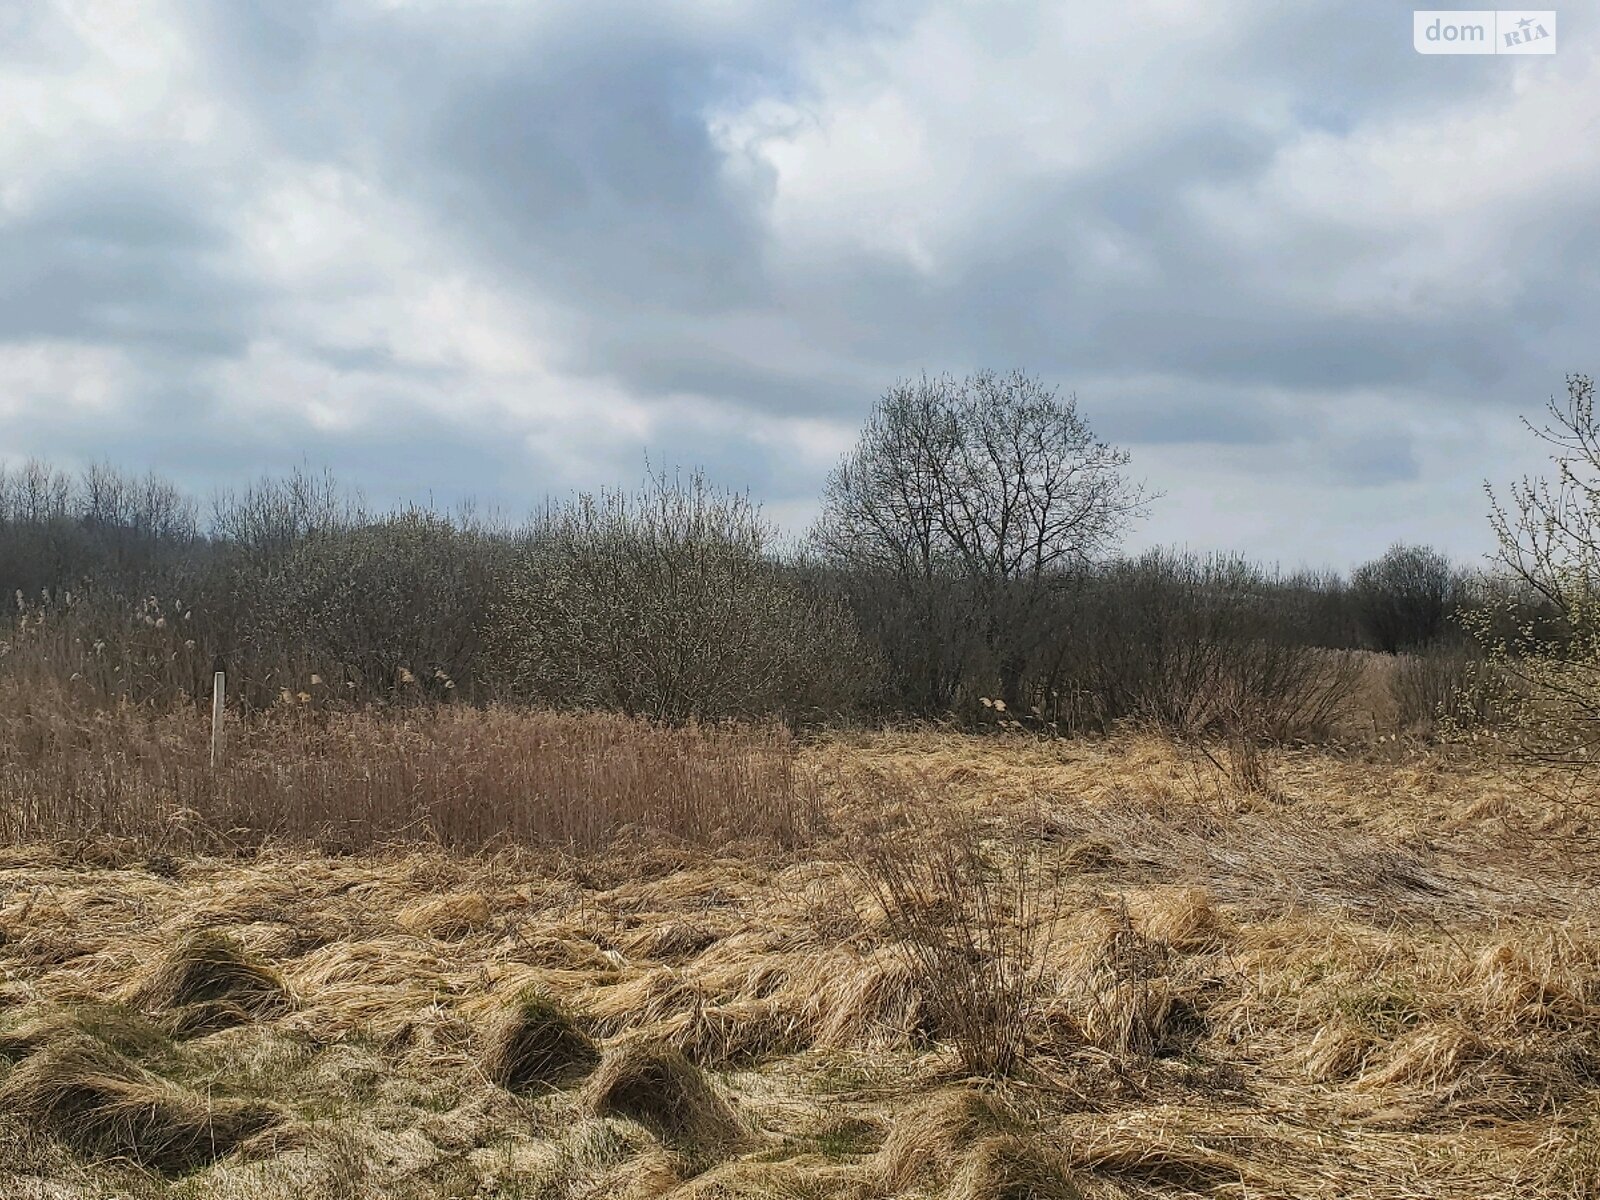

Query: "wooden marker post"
left=211, top=656, right=227, bottom=769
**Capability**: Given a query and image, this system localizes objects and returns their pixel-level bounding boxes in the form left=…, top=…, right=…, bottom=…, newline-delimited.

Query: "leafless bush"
left=2, top=466, right=518, bottom=711
left=269, top=510, right=512, bottom=700
left=492, top=471, right=873, bottom=722
left=1474, top=374, right=1600, bottom=774
left=852, top=798, right=1062, bottom=1075
left=209, top=466, right=352, bottom=568
left=1041, top=551, right=1363, bottom=742
left=1350, top=543, right=1466, bottom=654
left=1391, top=644, right=1516, bottom=735
left=1, top=460, right=197, bottom=600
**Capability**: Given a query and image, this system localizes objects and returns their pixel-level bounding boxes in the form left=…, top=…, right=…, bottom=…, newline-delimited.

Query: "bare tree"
left=813, top=371, right=1149, bottom=712
left=210, top=467, right=352, bottom=568
left=1491, top=376, right=1600, bottom=615
left=1349, top=543, right=1463, bottom=653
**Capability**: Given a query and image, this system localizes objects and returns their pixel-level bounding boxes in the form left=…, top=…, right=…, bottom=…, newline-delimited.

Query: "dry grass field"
left=3, top=709, right=1600, bottom=1199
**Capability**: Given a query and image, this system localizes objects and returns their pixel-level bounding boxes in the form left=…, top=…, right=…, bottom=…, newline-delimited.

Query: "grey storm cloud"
left=0, top=159, right=258, bottom=354
left=0, top=0, right=1597, bottom=568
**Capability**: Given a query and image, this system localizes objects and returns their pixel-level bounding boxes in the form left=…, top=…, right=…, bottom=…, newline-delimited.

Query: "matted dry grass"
left=2, top=724, right=1599, bottom=1198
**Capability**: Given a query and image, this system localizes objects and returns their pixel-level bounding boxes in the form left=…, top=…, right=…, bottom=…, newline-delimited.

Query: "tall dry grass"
left=0, top=685, right=821, bottom=853
left=851, top=791, right=1063, bottom=1076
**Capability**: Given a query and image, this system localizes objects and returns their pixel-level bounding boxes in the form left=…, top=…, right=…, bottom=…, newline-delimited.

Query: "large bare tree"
left=813, top=371, right=1149, bottom=712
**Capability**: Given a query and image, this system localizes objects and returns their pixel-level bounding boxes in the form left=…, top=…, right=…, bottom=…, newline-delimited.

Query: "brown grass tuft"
left=1302, top=1017, right=1376, bottom=1083
left=624, top=919, right=726, bottom=963
left=803, top=946, right=932, bottom=1052
left=0, top=1033, right=282, bottom=1173
left=1081, top=978, right=1201, bottom=1057
left=1067, top=1110, right=1246, bottom=1187
left=1136, top=886, right=1228, bottom=952
left=653, top=997, right=807, bottom=1067
left=482, top=987, right=599, bottom=1091
left=580, top=1038, right=747, bottom=1150
left=397, top=892, right=492, bottom=940
left=121, top=931, right=290, bottom=1030
left=877, top=1086, right=1019, bottom=1193
left=948, top=1133, right=1084, bottom=1200
left=0, top=1002, right=172, bottom=1063
left=589, top=968, right=712, bottom=1037
left=1472, top=940, right=1584, bottom=1026
left=1354, top=1021, right=1494, bottom=1092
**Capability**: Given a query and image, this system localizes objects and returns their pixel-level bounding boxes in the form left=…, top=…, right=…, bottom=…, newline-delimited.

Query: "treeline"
left=0, top=372, right=1550, bottom=739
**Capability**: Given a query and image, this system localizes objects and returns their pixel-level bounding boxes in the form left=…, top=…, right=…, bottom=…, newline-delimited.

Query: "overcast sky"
left=2, top=1, right=1596, bottom=569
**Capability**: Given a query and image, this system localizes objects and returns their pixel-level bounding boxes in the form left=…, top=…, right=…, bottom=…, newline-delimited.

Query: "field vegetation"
left=3, top=724, right=1598, bottom=1198
left=4, top=373, right=1600, bottom=1197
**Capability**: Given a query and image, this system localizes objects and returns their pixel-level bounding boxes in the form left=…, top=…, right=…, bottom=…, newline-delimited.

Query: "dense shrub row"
left=0, top=372, right=1556, bottom=739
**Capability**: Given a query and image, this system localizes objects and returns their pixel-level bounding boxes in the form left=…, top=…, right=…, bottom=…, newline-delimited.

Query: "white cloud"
left=0, top=0, right=1595, bottom=566
left=0, top=340, right=131, bottom=425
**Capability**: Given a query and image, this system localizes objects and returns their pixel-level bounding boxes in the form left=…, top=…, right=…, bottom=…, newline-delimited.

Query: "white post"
left=211, top=670, right=226, bottom=768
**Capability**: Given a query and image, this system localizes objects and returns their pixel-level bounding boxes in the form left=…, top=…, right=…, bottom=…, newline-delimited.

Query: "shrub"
left=271, top=510, right=511, bottom=700
left=0, top=460, right=197, bottom=600
left=1, top=466, right=519, bottom=711
left=1350, top=544, right=1465, bottom=654
left=852, top=800, right=1061, bottom=1076
left=1039, top=551, right=1363, bottom=742
left=1476, top=375, right=1600, bottom=770
left=1391, top=644, right=1515, bottom=734
left=490, top=471, right=873, bottom=722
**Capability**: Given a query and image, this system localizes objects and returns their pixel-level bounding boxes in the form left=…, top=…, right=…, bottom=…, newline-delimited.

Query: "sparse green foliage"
left=1474, top=375, right=1600, bottom=770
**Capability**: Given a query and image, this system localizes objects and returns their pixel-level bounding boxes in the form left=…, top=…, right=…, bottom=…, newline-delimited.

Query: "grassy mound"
left=122, top=931, right=290, bottom=1029
left=949, top=1135, right=1083, bottom=1200
left=805, top=946, right=934, bottom=1052
left=0, top=1033, right=282, bottom=1173
left=656, top=997, right=805, bottom=1068
left=877, top=1087, right=1020, bottom=1193
left=0, top=1002, right=173, bottom=1063
left=397, top=892, right=492, bottom=940
left=589, top=968, right=709, bottom=1036
left=580, top=1038, right=746, bottom=1150
left=484, top=988, right=600, bottom=1091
